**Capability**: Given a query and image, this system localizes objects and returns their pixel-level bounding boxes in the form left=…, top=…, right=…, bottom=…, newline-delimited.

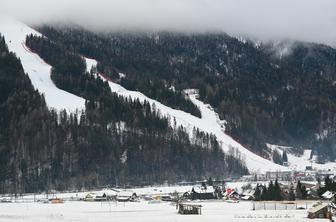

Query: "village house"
left=191, top=185, right=215, bottom=200
left=117, top=191, right=137, bottom=202
left=265, top=171, right=292, bottom=181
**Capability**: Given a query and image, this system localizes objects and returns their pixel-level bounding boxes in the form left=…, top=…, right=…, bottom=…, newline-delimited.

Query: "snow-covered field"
left=0, top=16, right=85, bottom=113
left=0, top=200, right=327, bottom=222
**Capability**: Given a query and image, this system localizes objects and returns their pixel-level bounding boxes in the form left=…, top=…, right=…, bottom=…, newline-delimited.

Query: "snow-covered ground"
left=0, top=16, right=85, bottom=113
left=0, top=200, right=326, bottom=222
left=267, top=144, right=336, bottom=171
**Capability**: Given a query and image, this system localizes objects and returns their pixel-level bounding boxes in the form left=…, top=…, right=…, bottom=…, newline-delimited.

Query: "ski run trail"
left=0, top=16, right=85, bottom=113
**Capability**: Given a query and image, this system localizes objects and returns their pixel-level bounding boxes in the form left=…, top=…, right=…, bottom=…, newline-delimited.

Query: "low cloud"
left=2, top=0, right=336, bottom=45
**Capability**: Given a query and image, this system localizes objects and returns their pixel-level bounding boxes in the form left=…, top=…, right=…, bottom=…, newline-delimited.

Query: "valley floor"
left=0, top=200, right=329, bottom=222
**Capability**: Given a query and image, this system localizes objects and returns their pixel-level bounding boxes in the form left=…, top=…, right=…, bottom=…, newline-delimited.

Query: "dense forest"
left=36, top=26, right=336, bottom=161
left=0, top=34, right=247, bottom=194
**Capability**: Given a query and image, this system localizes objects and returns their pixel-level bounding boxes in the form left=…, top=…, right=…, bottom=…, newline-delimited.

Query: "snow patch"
left=83, top=57, right=97, bottom=73
left=119, top=73, right=126, bottom=79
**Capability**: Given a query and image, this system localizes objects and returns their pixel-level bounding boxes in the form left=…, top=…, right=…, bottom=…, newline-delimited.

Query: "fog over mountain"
left=1, top=0, right=336, bottom=45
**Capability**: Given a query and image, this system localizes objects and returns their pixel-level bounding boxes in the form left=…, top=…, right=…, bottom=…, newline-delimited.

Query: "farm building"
left=84, top=193, right=107, bottom=202
left=307, top=203, right=332, bottom=219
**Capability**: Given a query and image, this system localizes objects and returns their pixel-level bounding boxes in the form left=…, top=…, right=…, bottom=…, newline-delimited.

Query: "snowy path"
left=0, top=17, right=85, bottom=113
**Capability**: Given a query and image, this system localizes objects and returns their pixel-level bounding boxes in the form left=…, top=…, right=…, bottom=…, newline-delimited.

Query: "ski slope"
left=0, top=16, right=85, bottom=113
left=105, top=81, right=288, bottom=173
left=82, top=58, right=288, bottom=173
left=267, top=144, right=336, bottom=171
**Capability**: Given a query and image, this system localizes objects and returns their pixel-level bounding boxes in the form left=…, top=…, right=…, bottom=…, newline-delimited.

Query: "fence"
left=251, top=201, right=317, bottom=211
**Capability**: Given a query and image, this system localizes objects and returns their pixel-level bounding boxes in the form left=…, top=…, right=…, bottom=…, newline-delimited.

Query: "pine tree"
left=207, top=177, right=214, bottom=186
left=296, top=180, right=307, bottom=199
left=289, top=187, right=295, bottom=201
left=261, top=186, right=268, bottom=201
left=267, top=181, right=274, bottom=200
left=274, top=179, right=282, bottom=201
left=254, top=184, right=261, bottom=201
left=282, top=151, right=288, bottom=164
left=272, top=151, right=283, bottom=165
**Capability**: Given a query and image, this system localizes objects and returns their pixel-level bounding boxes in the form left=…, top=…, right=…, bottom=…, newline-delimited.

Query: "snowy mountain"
left=2, top=16, right=336, bottom=193
left=0, top=16, right=289, bottom=174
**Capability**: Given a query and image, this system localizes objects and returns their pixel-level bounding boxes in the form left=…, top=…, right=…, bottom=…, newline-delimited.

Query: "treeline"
left=0, top=34, right=248, bottom=194
left=272, top=150, right=288, bottom=166
left=36, top=26, right=336, bottom=160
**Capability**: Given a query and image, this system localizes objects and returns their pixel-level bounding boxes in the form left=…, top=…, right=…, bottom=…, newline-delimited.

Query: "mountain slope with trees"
left=36, top=26, right=336, bottom=161
left=0, top=33, right=247, bottom=194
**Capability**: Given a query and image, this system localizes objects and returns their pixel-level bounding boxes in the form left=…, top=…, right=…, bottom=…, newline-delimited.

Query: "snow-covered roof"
left=102, top=189, right=119, bottom=196
left=192, top=186, right=214, bottom=194
left=322, top=191, right=335, bottom=199
left=240, top=195, right=253, bottom=200
left=241, top=189, right=255, bottom=196
left=308, top=203, right=328, bottom=214
left=117, top=191, right=134, bottom=197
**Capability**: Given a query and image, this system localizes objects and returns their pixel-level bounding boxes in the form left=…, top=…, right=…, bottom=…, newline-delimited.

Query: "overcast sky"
left=1, top=0, right=336, bottom=45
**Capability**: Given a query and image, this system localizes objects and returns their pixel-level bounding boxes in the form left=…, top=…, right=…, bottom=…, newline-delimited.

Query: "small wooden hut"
left=178, top=203, right=202, bottom=215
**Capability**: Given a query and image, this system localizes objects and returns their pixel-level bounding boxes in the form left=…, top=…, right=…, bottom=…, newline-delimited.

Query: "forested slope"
left=37, top=26, right=336, bottom=161
left=0, top=34, right=247, bottom=194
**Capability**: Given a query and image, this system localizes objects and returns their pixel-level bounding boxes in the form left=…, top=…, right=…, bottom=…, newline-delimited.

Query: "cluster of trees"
left=254, top=180, right=306, bottom=201
left=0, top=34, right=248, bottom=194
left=272, top=150, right=288, bottom=166
left=254, top=180, right=283, bottom=201
left=36, top=26, right=336, bottom=160
left=318, top=176, right=336, bottom=197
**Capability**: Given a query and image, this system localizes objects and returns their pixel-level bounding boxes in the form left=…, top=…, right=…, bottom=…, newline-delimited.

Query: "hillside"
left=0, top=17, right=248, bottom=194
left=36, top=26, right=336, bottom=162
left=2, top=16, right=336, bottom=193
